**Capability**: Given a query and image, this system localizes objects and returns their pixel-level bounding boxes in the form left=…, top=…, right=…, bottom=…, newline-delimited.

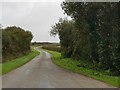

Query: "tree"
left=51, top=18, right=75, bottom=57
left=2, top=26, right=33, bottom=62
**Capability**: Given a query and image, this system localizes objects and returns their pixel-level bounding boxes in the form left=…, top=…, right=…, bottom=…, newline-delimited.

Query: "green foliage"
left=2, top=26, right=33, bottom=62
left=0, top=48, right=39, bottom=75
left=50, top=2, right=119, bottom=76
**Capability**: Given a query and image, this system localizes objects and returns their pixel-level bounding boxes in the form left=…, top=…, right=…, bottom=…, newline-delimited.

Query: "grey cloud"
left=2, top=1, right=66, bottom=42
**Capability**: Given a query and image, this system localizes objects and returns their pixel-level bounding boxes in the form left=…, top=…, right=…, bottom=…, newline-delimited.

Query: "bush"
left=2, top=26, right=33, bottom=62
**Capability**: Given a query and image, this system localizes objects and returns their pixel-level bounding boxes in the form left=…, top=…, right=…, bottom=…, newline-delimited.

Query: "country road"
left=2, top=48, right=115, bottom=88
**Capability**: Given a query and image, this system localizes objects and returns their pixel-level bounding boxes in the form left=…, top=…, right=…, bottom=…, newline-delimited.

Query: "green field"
left=44, top=49, right=119, bottom=87
left=0, top=48, right=39, bottom=76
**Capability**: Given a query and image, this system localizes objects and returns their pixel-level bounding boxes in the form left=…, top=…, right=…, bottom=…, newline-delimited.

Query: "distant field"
left=32, top=42, right=61, bottom=52
left=42, top=45, right=61, bottom=52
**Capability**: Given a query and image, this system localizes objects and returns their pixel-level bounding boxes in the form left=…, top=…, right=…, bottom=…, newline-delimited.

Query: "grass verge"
left=44, top=49, right=119, bottom=87
left=0, top=48, right=39, bottom=76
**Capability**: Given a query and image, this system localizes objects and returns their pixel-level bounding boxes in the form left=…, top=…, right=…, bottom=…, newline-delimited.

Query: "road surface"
left=2, top=47, right=115, bottom=88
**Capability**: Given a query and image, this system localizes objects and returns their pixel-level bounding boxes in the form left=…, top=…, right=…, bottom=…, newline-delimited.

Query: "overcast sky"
left=1, top=0, right=68, bottom=43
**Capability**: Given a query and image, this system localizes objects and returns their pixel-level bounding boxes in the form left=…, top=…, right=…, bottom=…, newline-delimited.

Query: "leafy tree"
left=2, top=26, right=33, bottom=62
left=51, top=18, right=75, bottom=57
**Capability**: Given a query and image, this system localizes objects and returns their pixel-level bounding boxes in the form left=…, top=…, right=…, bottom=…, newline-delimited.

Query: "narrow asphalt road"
left=2, top=47, right=115, bottom=88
